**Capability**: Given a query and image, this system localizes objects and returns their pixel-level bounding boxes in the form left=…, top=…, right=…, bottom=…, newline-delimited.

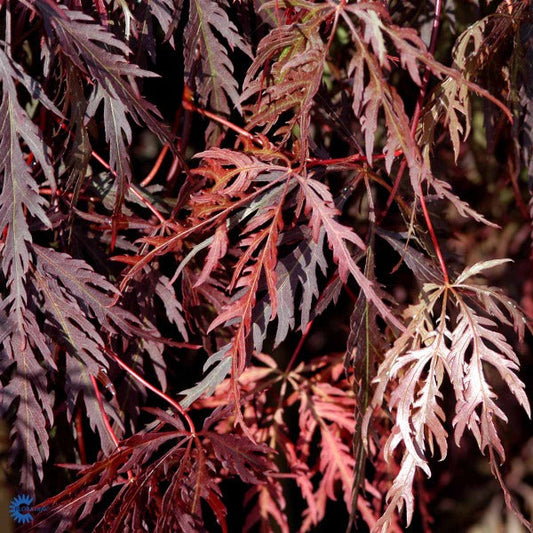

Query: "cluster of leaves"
left=1, top=0, right=532, bottom=531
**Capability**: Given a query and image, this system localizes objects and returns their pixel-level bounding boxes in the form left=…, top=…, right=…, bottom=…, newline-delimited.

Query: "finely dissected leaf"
left=155, top=275, right=189, bottom=341
left=342, top=4, right=427, bottom=185
left=192, top=147, right=289, bottom=197
left=32, top=245, right=143, bottom=336
left=32, top=260, right=107, bottom=369
left=130, top=0, right=179, bottom=62
left=342, top=3, right=510, bottom=227
left=241, top=12, right=325, bottom=159
left=99, top=434, right=229, bottom=532
left=450, top=301, right=530, bottom=459
left=243, top=483, right=289, bottom=533
left=297, top=177, right=365, bottom=268
left=195, top=223, right=229, bottom=287
left=30, top=265, right=122, bottom=452
left=0, top=311, right=54, bottom=492
left=207, top=433, right=271, bottom=484
left=32, top=245, right=171, bottom=394
left=147, top=0, right=178, bottom=39
left=454, top=258, right=513, bottom=285
left=184, top=0, right=251, bottom=139
left=2, top=0, right=530, bottom=530
left=29, top=244, right=165, bottom=451
left=183, top=150, right=293, bottom=403
left=346, top=240, right=390, bottom=525
left=296, top=376, right=357, bottom=531
left=119, top=149, right=289, bottom=291
left=0, top=44, right=57, bottom=491
left=180, top=344, right=233, bottom=408
left=429, top=176, right=497, bottom=226
left=366, top=260, right=530, bottom=531
left=37, top=1, right=156, bottom=110
left=297, top=228, right=329, bottom=330
left=379, top=337, right=449, bottom=529
left=32, top=407, right=275, bottom=532
left=376, top=228, right=443, bottom=284
left=194, top=353, right=363, bottom=531
left=36, top=0, right=171, bottom=213
left=93, top=89, right=132, bottom=212
left=364, top=285, right=450, bottom=531
left=253, top=226, right=328, bottom=351
left=419, top=9, right=519, bottom=163
left=207, top=200, right=285, bottom=379
left=0, top=48, right=53, bottom=316
left=296, top=175, right=402, bottom=330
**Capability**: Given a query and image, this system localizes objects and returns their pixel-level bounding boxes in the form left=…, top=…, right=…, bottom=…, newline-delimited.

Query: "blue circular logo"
left=9, top=494, right=34, bottom=524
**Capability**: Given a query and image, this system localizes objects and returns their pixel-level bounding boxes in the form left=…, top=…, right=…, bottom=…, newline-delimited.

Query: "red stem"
left=285, top=269, right=361, bottom=373
left=90, top=374, right=120, bottom=448
left=140, top=143, right=171, bottom=188
left=307, top=148, right=403, bottom=168
left=106, top=349, right=196, bottom=434
left=89, top=150, right=168, bottom=225
left=90, top=374, right=134, bottom=481
left=382, top=0, right=448, bottom=284
left=74, top=409, right=87, bottom=464
left=182, top=98, right=260, bottom=145
left=286, top=319, right=314, bottom=373
left=141, top=106, right=183, bottom=188
left=55, top=120, right=168, bottom=228
left=418, top=182, right=449, bottom=284
left=384, top=0, right=443, bottom=219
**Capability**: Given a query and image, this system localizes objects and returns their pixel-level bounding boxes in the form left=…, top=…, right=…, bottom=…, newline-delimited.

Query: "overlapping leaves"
left=35, top=0, right=172, bottom=214
left=31, top=409, right=274, bottom=532
left=0, top=0, right=530, bottom=531
left=241, top=4, right=326, bottom=160
left=0, top=43, right=57, bottom=490
left=184, top=0, right=252, bottom=141
left=365, top=260, right=530, bottom=531
left=192, top=353, right=365, bottom=532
